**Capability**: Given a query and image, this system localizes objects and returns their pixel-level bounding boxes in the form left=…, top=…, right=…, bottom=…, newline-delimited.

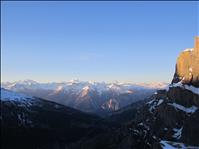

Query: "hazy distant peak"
left=1, top=80, right=169, bottom=92
left=15, top=79, right=38, bottom=85
left=69, top=79, right=80, bottom=84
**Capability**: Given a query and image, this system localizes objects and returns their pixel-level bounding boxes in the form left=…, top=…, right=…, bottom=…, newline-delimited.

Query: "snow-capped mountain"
left=1, top=79, right=168, bottom=94
left=1, top=80, right=168, bottom=115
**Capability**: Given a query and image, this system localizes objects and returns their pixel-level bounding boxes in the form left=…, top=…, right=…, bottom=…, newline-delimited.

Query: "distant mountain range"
left=1, top=80, right=168, bottom=115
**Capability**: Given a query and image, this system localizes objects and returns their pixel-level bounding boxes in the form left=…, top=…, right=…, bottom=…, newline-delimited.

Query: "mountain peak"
left=16, top=79, right=38, bottom=85
left=172, top=36, right=199, bottom=87
left=69, top=79, right=80, bottom=84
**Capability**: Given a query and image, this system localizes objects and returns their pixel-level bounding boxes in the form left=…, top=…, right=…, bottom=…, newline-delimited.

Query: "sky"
left=1, top=1, right=199, bottom=83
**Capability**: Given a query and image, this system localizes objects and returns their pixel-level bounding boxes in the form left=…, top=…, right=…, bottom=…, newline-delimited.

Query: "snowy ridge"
left=1, top=80, right=169, bottom=95
left=1, top=88, right=33, bottom=101
left=160, top=140, right=199, bottom=149
left=170, top=81, right=199, bottom=95
left=167, top=103, right=198, bottom=114
left=147, top=97, right=198, bottom=114
left=183, top=48, right=194, bottom=52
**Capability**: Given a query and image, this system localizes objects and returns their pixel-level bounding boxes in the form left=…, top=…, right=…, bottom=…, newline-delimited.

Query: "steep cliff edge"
left=127, top=37, right=199, bottom=148
left=172, top=37, right=199, bottom=87
left=170, top=36, right=199, bottom=107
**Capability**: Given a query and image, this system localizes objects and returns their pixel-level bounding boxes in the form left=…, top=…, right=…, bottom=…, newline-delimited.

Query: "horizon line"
left=1, top=79, right=170, bottom=84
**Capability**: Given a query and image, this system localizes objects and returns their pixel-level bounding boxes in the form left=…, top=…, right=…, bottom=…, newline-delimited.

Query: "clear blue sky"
left=1, top=1, right=198, bottom=83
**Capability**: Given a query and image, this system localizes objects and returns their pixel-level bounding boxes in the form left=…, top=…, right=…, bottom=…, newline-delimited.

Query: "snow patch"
left=183, top=48, right=194, bottom=52
left=148, top=99, right=164, bottom=112
left=147, top=99, right=155, bottom=105
left=168, top=103, right=198, bottom=114
left=173, top=127, right=183, bottom=139
left=160, top=140, right=199, bottom=149
left=157, top=99, right=164, bottom=106
left=160, top=141, right=177, bottom=149
left=171, top=82, right=199, bottom=95
left=164, top=128, right=168, bottom=131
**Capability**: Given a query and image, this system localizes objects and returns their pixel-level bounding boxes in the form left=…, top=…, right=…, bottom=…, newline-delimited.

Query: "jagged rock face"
left=172, top=37, right=199, bottom=87
left=118, top=37, right=199, bottom=148
left=167, top=87, right=199, bottom=107
left=170, top=37, right=199, bottom=108
left=131, top=89, right=199, bottom=147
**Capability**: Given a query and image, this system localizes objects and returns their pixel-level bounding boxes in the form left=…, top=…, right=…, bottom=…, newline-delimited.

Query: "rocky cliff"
left=172, top=36, right=199, bottom=87
left=129, top=37, right=199, bottom=148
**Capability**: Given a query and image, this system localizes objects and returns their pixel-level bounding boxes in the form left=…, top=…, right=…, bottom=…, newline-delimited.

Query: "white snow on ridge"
left=147, top=99, right=155, bottom=105
left=173, top=127, right=183, bottom=140
left=160, top=140, right=199, bottom=149
left=183, top=48, right=194, bottom=52
left=168, top=103, right=198, bottom=114
left=1, top=80, right=169, bottom=95
left=1, top=88, right=33, bottom=101
left=157, top=99, right=164, bottom=106
left=184, top=85, right=199, bottom=95
left=170, top=82, right=199, bottom=95
left=147, top=99, right=164, bottom=113
left=160, top=141, right=177, bottom=149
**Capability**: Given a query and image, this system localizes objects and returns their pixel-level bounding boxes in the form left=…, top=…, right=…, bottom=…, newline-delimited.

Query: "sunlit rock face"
left=127, top=37, right=199, bottom=147
left=172, top=37, right=199, bottom=87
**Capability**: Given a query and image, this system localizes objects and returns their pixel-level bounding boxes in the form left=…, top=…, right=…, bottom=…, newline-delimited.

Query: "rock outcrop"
left=111, top=37, right=199, bottom=148
left=172, top=36, right=199, bottom=87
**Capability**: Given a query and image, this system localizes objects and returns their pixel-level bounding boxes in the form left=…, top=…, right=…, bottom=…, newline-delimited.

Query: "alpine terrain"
left=1, top=81, right=167, bottom=115
left=108, top=36, right=199, bottom=148
left=1, top=37, right=199, bottom=149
